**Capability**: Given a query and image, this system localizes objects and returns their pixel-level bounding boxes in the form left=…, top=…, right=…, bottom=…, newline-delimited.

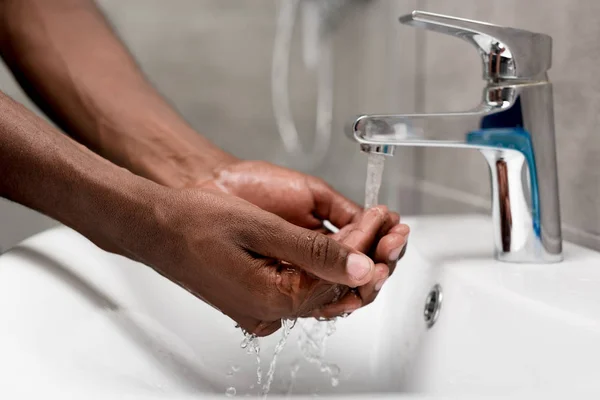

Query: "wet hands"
left=146, top=189, right=408, bottom=337
left=309, top=206, right=409, bottom=320
left=199, top=160, right=365, bottom=230
left=188, top=160, right=409, bottom=332
left=272, top=205, right=409, bottom=329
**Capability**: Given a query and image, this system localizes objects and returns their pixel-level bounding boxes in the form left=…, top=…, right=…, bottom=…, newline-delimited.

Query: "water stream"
left=364, top=153, right=386, bottom=208
left=261, top=319, right=296, bottom=397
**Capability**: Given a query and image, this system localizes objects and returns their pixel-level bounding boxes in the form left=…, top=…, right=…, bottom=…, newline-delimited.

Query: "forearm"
left=0, top=0, right=234, bottom=188
left=0, top=90, right=163, bottom=259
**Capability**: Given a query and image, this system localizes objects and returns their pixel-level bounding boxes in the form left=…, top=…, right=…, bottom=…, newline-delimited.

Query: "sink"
left=2, top=214, right=600, bottom=399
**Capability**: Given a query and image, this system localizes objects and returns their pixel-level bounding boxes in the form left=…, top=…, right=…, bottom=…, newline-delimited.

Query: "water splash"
left=297, top=319, right=340, bottom=388
left=240, top=331, right=262, bottom=385
left=364, top=153, right=386, bottom=208
left=261, top=319, right=296, bottom=398
left=285, top=360, right=301, bottom=395
left=226, top=364, right=240, bottom=378
left=225, top=363, right=240, bottom=396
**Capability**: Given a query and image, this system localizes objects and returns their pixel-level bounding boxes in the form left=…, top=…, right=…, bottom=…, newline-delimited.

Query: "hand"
left=128, top=187, right=381, bottom=337
left=275, top=205, right=410, bottom=324
left=307, top=205, right=410, bottom=320
left=197, top=160, right=410, bottom=306
left=199, top=160, right=368, bottom=230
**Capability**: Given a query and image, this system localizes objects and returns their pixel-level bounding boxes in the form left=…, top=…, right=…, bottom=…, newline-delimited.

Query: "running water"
left=261, top=319, right=296, bottom=398
left=240, top=331, right=262, bottom=386
left=364, top=153, right=386, bottom=208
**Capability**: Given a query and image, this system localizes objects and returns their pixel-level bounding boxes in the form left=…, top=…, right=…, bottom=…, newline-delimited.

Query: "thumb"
left=256, top=216, right=375, bottom=287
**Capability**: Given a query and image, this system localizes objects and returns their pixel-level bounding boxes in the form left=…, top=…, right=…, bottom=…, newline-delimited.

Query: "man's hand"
left=196, top=160, right=410, bottom=309
left=199, top=160, right=364, bottom=230
left=131, top=188, right=380, bottom=337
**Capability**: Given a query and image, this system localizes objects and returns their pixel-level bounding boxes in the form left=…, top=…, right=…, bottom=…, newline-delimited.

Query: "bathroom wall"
left=1, top=0, right=599, bottom=252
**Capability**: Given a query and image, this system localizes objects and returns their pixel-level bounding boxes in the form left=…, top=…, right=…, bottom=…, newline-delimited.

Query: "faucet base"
left=481, top=146, right=563, bottom=264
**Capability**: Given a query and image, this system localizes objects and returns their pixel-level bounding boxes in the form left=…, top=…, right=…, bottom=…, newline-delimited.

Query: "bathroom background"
left=0, top=0, right=598, bottom=252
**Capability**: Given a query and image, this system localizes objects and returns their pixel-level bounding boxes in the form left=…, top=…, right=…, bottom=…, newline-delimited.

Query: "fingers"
left=390, top=211, right=401, bottom=226
left=340, top=206, right=391, bottom=253
left=307, top=262, right=388, bottom=319
left=333, top=211, right=408, bottom=264
left=253, top=320, right=283, bottom=337
left=390, top=223, right=410, bottom=236
left=357, top=263, right=389, bottom=306
left=308, top=179, right=362, bottom=229
left=380, top=211, right=400, bottom=236
left=230, top=313, right=282, bottom=338
left=373, top=233, right=407, bottom=264
left=309, top=291, right=363, bottom=320
left=255, top=214, right=375, bottom=288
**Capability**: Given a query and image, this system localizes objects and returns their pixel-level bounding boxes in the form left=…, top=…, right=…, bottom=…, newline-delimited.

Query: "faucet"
left=349, top=11, right=562, bottom=263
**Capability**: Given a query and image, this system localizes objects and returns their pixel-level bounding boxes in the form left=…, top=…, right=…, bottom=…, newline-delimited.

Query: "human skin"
left=0, top=0, right=409, bottom=335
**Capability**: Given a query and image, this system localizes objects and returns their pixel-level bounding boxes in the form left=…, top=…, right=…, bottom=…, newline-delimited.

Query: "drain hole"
left=424, top=284, right=443, bottom=328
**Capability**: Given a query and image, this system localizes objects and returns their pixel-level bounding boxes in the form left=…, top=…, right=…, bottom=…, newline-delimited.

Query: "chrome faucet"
left=349, top=11, right=562, bottom=263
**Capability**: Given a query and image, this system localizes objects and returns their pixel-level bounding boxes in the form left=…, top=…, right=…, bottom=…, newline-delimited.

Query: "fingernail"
left=389, top=243, right=406, bottom=261
left=346, top=253, right=373, bottom=282
left=375, top=278, right=388, bottom=291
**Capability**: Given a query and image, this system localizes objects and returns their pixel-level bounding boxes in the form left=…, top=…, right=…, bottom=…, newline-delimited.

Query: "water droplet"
left=329, top=364, right=340, bottom=376
left=225, top=386, right=236, bottom=397
left=232, top=364, right=240, bottom=372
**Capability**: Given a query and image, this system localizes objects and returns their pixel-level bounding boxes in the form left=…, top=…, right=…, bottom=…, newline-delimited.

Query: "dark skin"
left=0, top=0, right=409, bottom=336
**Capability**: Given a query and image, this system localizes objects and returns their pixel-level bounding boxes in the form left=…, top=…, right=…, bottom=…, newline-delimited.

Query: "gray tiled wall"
left=1, top=0, right=599, bottom=252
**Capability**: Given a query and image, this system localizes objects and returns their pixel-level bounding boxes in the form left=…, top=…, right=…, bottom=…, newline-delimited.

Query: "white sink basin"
left=2, top=214, right=600, bottom=399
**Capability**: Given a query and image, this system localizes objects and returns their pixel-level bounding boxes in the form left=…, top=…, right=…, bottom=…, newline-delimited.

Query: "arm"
left=0, top=0, right=409, bottom=310
left=0, top=90, right=160, bottom=257
left=0, top=0, right=232, bottom=188
left=0, top=90, right=378, bottom=335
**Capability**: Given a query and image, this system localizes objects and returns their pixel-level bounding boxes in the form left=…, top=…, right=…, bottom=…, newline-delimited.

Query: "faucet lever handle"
left=399, top=11, right=552, bottom=81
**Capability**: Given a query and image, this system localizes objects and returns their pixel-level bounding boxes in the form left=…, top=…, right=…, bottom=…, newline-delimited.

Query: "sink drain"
left=424, top=284, right=443, bottom=328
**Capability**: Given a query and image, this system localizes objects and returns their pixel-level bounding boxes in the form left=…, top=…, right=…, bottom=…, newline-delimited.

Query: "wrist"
left=55, top=155, right=170, bottom=262
left=145, top=140, right=237, bottom=189
left=115, top=123, right=238, bottom=189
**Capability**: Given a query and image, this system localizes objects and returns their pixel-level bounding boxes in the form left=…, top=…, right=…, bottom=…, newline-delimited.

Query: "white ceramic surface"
left=1, top=215, right=600, bottom=399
